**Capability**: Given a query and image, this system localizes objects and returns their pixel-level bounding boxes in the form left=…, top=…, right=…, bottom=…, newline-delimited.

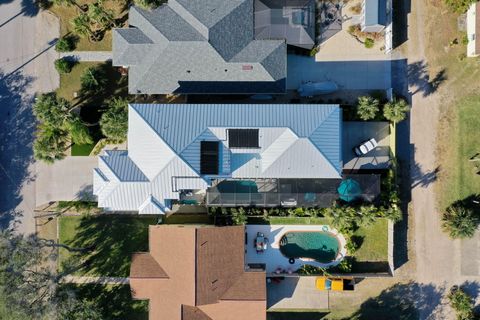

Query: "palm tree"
left=383, top=98, right=409, bottom=124
left=71, top=13, right=95, bottom=41
left=356, top=96, right=379, bottom=121
left=100, top=97, right=128, bottom=142
left=88, top=1, right=115, bottom=30
left=33, top=125, right=68, bottom=164
left=80, top=67, right=107, bottom=93
left=442, top=205, right=479, bottom=239
left=68, top=116, right=93, bottom=145
left=33, top=93, right=73, bottom=126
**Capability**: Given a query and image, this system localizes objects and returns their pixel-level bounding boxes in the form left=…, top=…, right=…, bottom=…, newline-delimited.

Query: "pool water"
left=279, top=231, right=340, bottom=263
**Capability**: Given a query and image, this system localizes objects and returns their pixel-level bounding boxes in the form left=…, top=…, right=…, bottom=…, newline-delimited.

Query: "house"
left=467, top=2, right=480, bottom=57
left=93, top=104, right=342, bottom=214
left=254, top=0, right=316, bottom=49
left=361, top=0, right=387, bottom=33
left=130, top=225, right=266, bottom=320
left=112, top=0, right=287, bottom=94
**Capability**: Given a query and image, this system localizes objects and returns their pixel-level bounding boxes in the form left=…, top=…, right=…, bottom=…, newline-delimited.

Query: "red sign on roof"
left=242, top=65, right=253, bottom=71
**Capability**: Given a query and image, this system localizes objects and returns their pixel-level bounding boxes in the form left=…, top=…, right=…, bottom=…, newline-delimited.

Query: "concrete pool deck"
left=245, top=225, right=347, bottom=274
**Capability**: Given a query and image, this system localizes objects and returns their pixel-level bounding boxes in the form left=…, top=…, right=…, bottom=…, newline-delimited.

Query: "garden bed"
left=49, top=0, right=127, bottom=51
left=58, top=215, right=159, bottom=277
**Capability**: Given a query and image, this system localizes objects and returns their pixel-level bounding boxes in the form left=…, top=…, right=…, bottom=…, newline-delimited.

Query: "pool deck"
left=245, top=225, right=347, bottom=274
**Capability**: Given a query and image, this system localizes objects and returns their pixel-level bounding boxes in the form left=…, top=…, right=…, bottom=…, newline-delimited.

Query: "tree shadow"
left=61, top=215, right=158, bottom=277
left=450, top=194, right=480, bottom=214
left=348, top=282, right=444, bottom=319
left=0, top=70, right=36, bottom=231
left=61, top=283, right=148, bottom=320
left=408, top=60, right=447, bottom=97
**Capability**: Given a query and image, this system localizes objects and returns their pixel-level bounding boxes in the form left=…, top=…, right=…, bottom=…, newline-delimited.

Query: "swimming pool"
left=279, top=231, right=340, bottom=264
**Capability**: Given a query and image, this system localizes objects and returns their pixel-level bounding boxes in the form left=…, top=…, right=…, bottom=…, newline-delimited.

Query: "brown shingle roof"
left=220, top=272, right=266, bottom=301
left=195, top=226, right=245, bottom=306
left=129, top=225, right=266, bottom=320
left=182, top=305, right=212, bottom=320
left=130, top=253, right=168, bottom=279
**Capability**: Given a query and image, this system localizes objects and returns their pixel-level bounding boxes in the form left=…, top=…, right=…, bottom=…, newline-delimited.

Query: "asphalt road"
left=0, top=0, right=58, bottom=234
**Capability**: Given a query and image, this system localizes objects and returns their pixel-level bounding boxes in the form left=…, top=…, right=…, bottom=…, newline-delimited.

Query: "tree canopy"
left=80, top=67, right=108, bottom=93
left=33, top=93, right=92, bottom=163
left=383, top=98, right=409, bottom=124
left=356, top=96, right=380, bottom=121
left=442, top=205, right=479, bottom=239
left=100, top=97, right=129, bottom=142
left=0, top=230, right=101, bottom=319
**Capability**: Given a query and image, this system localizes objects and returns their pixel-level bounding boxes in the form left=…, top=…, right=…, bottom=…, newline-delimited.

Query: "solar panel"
left=200, top=141, right=219, bottom=175
left=228, top=129, right=260, bottom=148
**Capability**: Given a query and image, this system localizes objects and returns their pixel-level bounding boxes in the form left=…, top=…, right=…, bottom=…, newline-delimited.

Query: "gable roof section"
left=130, top=253, right=169, bottom=279
left=112, top=1, right=286, bottom=94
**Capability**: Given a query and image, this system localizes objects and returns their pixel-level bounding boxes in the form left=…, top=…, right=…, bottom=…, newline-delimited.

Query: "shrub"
left=337, top=258, right=353, bottom=273
left=448, top=287, right=474, bottom=320
left=297, top=265, right=330, bottom=276
left=80, top=66, right=107, bottom=93
left=364, top=38, right=375, bottom=48
left=461, top=32, right=469, bottom=45
left=444, top=0, right=476, bottom=13
left=54, top=58, right=73, bottom=74
left=442, top=205, right=479, bottom=239
left=134, top=0, right=164, bottom=10
left=350, top=3, right=362, bottom=14
left=345, top=238, right=358, bottom=255
left=55, top=36, right=75, bottom=52
left=356, top=96, right=380, bottom=120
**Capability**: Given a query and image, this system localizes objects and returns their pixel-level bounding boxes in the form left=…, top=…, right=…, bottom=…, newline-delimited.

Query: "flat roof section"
left=342, top=121, right=391, bottom=170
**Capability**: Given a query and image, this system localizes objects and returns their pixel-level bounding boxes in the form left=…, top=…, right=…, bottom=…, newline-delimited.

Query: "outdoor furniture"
left=254, top=232, right=268, bottom=253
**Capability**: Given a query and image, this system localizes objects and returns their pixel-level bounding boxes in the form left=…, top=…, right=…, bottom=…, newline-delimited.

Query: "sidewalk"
left=59, top=51, right=112, bottom=62
left=61, top=275, right=129, bottom=285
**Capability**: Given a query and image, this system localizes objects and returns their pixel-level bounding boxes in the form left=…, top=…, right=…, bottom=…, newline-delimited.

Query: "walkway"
left=61, top=275, right=129, bottom=285
left=59, top=51, right=112, bottom=62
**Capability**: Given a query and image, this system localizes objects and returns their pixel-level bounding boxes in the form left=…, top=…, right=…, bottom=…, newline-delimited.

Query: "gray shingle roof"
left=113, top=1, right=286, bottom=94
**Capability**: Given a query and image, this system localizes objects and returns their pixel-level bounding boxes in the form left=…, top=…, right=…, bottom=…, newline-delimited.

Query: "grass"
left=48, top=0, right=127, bottom=51
left=438, top=96, right=480, bottom=210
left=58, top=215, right=159, bottom=277
left=71, top=142, right=96, bottom=156
left=61, top=284, right=148, bottom=320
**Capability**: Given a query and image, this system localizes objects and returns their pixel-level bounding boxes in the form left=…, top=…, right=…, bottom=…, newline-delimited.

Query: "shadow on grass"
left=347, top=282, right=443, bottom=319
left=61, top=215, right=158, bottom=277
left=267, top=311, right=329, bottom=320
left=61, top=283, right=148, bottom=320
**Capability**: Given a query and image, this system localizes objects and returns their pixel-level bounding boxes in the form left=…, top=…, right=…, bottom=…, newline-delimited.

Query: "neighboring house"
left=467, top=2, right=480, bottom=57
left=361, top=0, right=387, bottom=33
left=254, top=0, right=316, bottom=49
left=112, top=0, right=287, bottom=94
left=93, top=104, right=342, bottom=214
left=130, top=225, right=266, bottom=320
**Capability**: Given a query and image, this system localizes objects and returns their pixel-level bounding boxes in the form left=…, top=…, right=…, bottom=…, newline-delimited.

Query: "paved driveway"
left=0, top=1, right=58, bottom=233
left=35, top=156, right=98, bottom=207
left=287, top=54, right=392, bottom=91
left=267, top=277, right=329, bottom=310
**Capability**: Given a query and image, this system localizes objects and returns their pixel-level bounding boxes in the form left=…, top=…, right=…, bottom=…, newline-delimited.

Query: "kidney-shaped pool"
left=279, top=231, right=340, bottom=264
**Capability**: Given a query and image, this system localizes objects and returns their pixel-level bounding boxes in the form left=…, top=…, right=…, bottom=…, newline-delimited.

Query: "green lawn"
left=49, top=0, right=127, bottom=51
left=62, top=284, right=148, bottom=320
left=58, top=215, right=159, bottom=277
left=439, top=96, right=480, bottom=210
left=71, top=143, right=96, bottom=156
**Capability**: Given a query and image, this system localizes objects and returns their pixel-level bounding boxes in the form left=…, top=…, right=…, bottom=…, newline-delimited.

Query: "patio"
left=245, top=224, right=347, bottom=274
left=267, top=277, right=329, bottom=309
left=315, top=0, right=389, bottom=61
